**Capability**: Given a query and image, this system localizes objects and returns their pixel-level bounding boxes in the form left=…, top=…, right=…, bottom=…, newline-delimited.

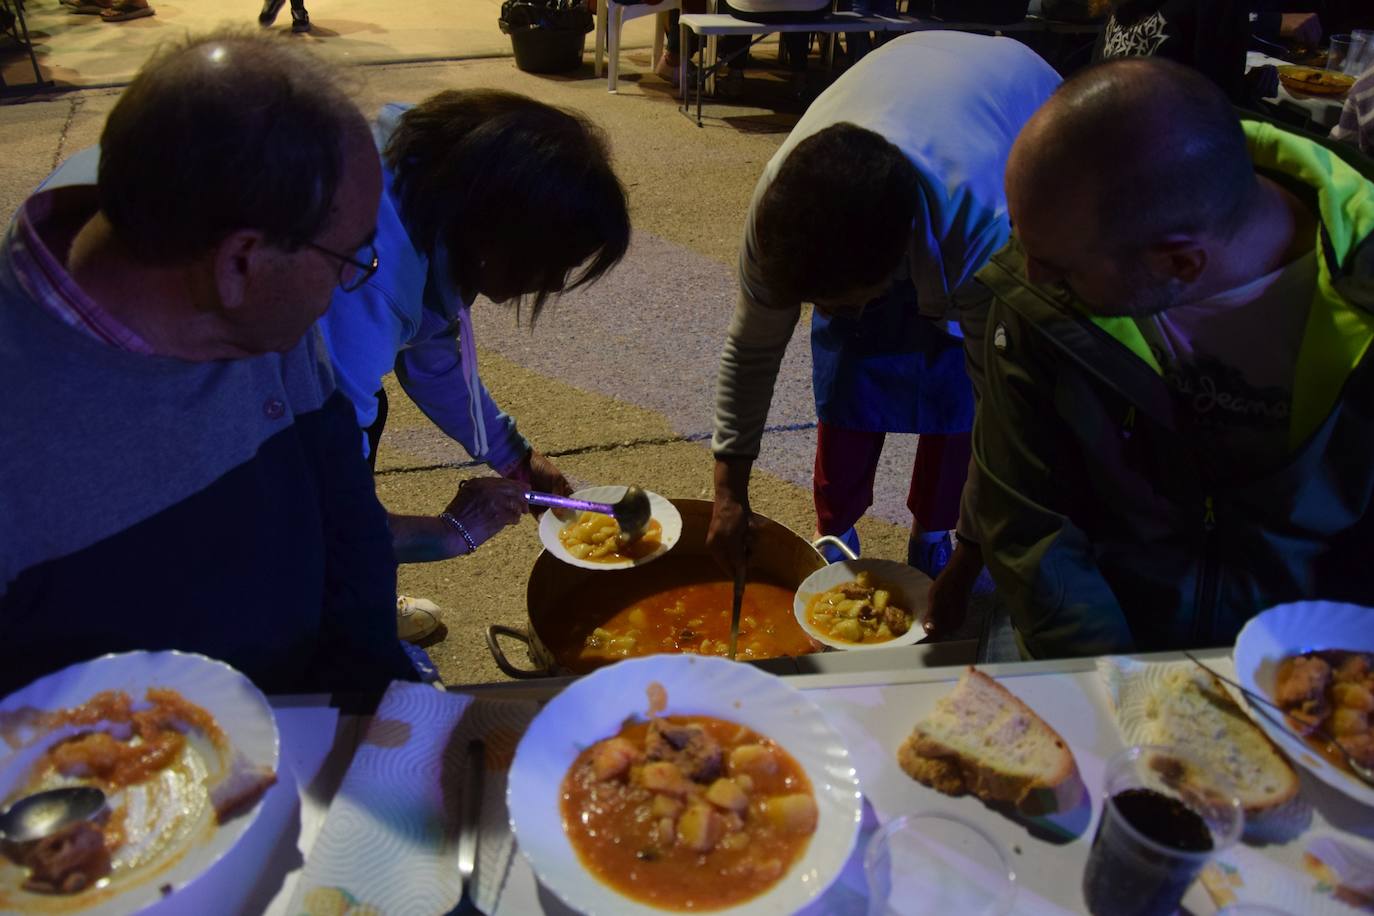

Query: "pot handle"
left=812, top=534, right=858, bottom=561
left=486, top=624, right=550, bottom=680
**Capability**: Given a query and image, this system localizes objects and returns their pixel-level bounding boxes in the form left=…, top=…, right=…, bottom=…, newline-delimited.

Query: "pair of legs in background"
left=659, top=1, right=812, bottom=94
left=259, top=0, right=310, bottom=33
left=844, top=0, right=895, bottom=62
left=814, top=423, right=971, bottom=577
left=809, top=272, right=974, bottom=579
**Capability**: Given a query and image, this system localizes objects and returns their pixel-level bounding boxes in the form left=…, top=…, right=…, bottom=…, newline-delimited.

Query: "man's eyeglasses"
left=305, top=240, right=379, bottom=293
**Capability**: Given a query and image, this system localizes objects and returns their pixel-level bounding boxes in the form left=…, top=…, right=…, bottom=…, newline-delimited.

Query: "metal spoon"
left=0, top=787, right=107, bottom=843
left=525, top=486, right=654, bottom=540
left=1184, top=652, right=1374, bottom=787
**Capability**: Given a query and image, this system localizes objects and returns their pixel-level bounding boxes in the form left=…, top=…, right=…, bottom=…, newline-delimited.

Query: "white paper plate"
left=1232, top=601, right=1374, bottom=808
left=507, top=654, right=863, bottom=915
left=536, top=485, right=682, bottom=570
left=793, top=558, right=930, bottom=651
left=0, top=651, right=280, bottom=915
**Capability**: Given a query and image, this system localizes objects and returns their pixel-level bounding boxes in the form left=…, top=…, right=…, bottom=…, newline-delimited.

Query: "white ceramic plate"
left=507, top=654, right=863, bottom=915
left=1232, top=601, right=1374, bottom=807
left=0, top=651, right=280, bottom=914
left=537, top=485, right=682, bottom=570
left=794, top=558, right=930, bottom=651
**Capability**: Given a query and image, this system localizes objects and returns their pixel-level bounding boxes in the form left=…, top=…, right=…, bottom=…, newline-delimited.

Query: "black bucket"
left=510, top=27, right=587, bottom=73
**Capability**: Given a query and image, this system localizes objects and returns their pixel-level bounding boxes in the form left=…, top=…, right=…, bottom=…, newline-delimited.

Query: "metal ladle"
left=0, top=787, right=107, bottom=843
left=524, top=486, right=654, bottom=540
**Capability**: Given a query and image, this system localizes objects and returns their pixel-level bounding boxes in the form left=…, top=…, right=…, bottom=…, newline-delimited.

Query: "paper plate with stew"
left=794, top=558, right=930, bottom=651
left=507, top=654, right=863, bottom=914
left=538, top=485, right=683, bottom=570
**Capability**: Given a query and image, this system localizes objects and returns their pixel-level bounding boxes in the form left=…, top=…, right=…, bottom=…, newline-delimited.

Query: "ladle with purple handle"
left=524, top=485, right=654, bottom=540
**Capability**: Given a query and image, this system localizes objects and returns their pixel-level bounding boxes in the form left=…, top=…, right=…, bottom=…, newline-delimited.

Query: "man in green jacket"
left=971, top=57, right=1374, bottom=658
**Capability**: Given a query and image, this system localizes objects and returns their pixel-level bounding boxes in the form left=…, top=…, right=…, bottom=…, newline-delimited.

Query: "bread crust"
left=210, top=753, right=278, bottom=823
left=897, top=668, right=1084, bottom=815
left=1154, top=670, right=1299, bottom=816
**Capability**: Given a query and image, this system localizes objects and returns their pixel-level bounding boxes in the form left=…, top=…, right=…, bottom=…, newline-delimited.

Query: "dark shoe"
left=258, top=0, right=284, bottom=25
left=99, top=0, right=153, bottom=20
left=908, top=532, right=953, bottom=579
left=714, top=68, right=744, bottom=100
left=790, top=71, right=819, bottom=103
left=290, top=6, right=309, bottom=31
left=818, top=526, right=860, bottom=564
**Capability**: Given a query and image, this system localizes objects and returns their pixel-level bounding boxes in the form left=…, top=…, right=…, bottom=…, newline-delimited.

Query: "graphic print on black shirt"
left=1103, top=10, right=1170, bottom=57
left=1094, top=0, right=1249, bottom=102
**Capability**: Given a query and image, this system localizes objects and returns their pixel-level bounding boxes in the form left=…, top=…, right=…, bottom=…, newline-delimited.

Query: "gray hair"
left=98, top=29, right=367, bottom=264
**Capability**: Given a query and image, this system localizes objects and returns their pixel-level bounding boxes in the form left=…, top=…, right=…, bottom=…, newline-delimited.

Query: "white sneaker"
left=397, top=595, right=441, bottom=644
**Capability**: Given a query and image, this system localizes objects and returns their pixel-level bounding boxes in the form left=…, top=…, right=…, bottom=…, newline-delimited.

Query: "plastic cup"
left=1348, top=30, right=1373, bottom=76
left=863, top=812, right=1016, bottom=916
left=1082, top=746, right=1244, bottom=916
left=1328, top=34, right=1354, bottom=73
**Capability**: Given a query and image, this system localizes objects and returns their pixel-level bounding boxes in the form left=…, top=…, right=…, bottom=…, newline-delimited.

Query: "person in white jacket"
left=319, top=90, right=631, bottom=642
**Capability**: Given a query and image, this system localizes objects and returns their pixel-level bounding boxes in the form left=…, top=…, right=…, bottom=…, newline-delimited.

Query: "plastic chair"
left=595, top=0, right=682, bottom=92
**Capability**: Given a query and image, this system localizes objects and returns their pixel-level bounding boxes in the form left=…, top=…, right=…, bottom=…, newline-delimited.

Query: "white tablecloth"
left=252, top=653, right=1374, bottom=916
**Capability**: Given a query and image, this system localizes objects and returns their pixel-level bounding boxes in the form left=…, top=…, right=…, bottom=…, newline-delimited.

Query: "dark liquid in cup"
left=1082, top=788, right=1214, bottom=916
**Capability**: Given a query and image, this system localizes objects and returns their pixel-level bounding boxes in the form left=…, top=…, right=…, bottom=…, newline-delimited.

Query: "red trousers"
left=813, top=422, right=971, bottom=535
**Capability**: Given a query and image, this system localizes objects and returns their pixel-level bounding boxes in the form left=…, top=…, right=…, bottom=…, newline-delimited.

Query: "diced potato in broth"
left=558, top=511, right=663, bottom=564
left=560, top=715, right=818, bottom=911
left=553, top=554, right=818, bottom=670
left=805, top=571, right=914, bottom=645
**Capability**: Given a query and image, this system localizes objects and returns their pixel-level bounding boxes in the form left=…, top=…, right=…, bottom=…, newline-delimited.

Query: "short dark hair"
left=383, top=90, right=630, bottom=322
left=99, top=30, right=365, bottom=265
left=1049, top=58, right=1257, bottom=249
left=753, top=123, right=921, bottom=302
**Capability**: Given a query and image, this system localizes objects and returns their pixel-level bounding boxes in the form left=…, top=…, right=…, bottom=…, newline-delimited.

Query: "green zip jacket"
left=972, top=120, right=1374, bottom=659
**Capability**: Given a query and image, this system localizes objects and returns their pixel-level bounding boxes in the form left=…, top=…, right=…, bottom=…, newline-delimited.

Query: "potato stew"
left=548, top=554, right=819, bottom=671
left=559, top=510, right=663, bottom=564
left=561, top=715, right=818, bottom=911
left=805, top=571, right=913, bottom=644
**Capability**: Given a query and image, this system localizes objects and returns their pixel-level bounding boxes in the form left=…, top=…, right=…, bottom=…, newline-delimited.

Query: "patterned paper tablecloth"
left=287, top=682, right=538, bottom=916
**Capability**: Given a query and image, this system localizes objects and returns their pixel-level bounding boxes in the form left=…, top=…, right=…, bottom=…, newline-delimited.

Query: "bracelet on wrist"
left=439, top=511, right=478, bottom=555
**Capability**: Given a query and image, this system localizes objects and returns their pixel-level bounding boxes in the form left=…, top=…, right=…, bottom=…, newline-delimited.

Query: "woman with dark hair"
left=318, top=89, right=632, bottom=643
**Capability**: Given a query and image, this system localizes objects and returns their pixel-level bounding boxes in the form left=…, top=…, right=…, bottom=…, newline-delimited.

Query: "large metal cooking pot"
left=487, top=498, right=851, bottom=679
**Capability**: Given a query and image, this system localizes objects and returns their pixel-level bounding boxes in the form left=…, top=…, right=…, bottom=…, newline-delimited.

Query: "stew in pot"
left=546, top=555, right=817, bottom=670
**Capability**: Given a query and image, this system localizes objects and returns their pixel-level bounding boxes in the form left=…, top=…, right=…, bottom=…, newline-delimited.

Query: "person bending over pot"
left=706, top=32, right=1060, bottom=636
left=317, top=89, right=632, bottom=643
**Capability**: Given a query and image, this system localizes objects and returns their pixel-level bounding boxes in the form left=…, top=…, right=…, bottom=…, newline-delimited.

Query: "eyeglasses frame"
left=305, top=239, right=380, bottom=292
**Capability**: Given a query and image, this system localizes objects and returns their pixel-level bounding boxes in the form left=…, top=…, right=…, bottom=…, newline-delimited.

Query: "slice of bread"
left=1143, top=668, right=1298, bottom=815
left=897, top=667, right=1083, bottom=815
left=210, top=752, right=277, bottom=824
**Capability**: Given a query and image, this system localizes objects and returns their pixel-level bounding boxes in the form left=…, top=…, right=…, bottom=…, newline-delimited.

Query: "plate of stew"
left=507, top=654, right=863, bottom=914
left=794, top=559, right=930, bottom=651
left=1232, top=601, right=1374, bottom=808
left=538, top=486, right=683, bottom=571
